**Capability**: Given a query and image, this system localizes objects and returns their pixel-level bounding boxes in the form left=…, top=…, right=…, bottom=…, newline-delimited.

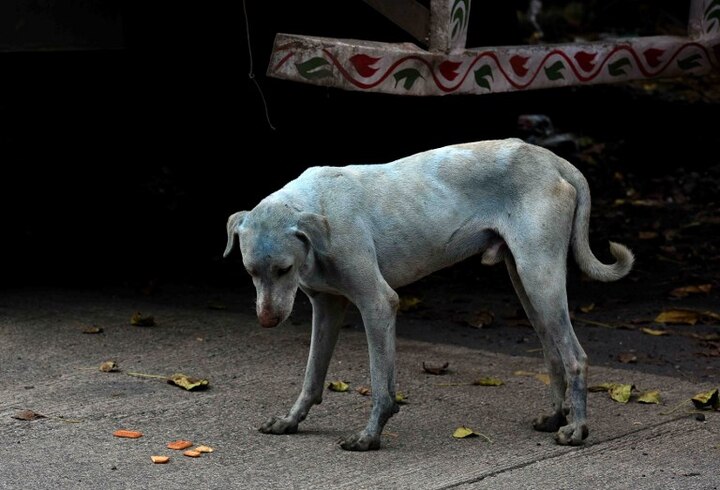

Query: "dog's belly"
left=376, top=227, right=500, bottom=289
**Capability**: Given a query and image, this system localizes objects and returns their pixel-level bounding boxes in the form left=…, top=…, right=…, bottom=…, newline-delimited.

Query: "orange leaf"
left=113, top=429, right=143, bottom=439
left=167, top=440, right=193, bottom=450
left=669, top=284, right=712, bottom=298
left=183, top=450, right=202, bottom=458
left=654, top=310, right=700, bottom=325
left=151, top=456, right=169, bottom=464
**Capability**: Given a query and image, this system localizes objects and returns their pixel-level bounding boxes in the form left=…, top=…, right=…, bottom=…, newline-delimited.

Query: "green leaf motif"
left=705, top=8, right=720, bottom=32
left=295, top=57, right=333, bottom=80
left=704, top=0, right=720, bottom=17
left=473, top=64, right=494, bottom=91
left=393, top=68, right=424, bottom=90
left=678, top=53, right=703, bottom=70
left=608, top=57, right=632, bottom=77
left=544, top=60, right=565, bottom=81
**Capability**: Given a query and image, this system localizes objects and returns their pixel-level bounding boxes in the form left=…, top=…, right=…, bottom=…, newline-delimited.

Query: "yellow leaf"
left=589, top=383, right=616, bottom=393
left=637, top=390, right=662, bottom=404
left=195, top=445, right=214, bottom=453
left=82, top=326, right=103, bottom=334
left=691, top=388, right=719, bottom=410
left=654, top=310, right=700, bottom=325
left=100, top=361, right=119, bottom=372
left=641, top=327, right=670, bottom=336
left=327, top=381, right=349, bottom=392
left=395, top=392, right=408, bottom=404
left=130, top=312, right=155, bottom=327
left=398, top=296, right=422, bottom=312
left=669, top=284, right=712, bottom=298
left=513, top=370, right=550, bottom=385
left=473, top=377, right=504, bottom=387
left=609, top=384, right=634, bottom=403
left=168, top=373, right=209, bottom=391
left=579, top=303, right=595, bottom=313
left=453, top=426, right=478, bottom=438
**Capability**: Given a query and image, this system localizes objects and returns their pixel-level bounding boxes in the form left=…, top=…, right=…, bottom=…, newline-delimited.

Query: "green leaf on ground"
left=453, top=426, right=478, bottom=438
left=637, top=390, right=662, bottom=404
left=168, top=373, right=209, bottom=391
left=691, top=388, right=719, bottom=410
left=327, top=381, right=349, bottom=392
left=609, top=384, right=634, bottom=403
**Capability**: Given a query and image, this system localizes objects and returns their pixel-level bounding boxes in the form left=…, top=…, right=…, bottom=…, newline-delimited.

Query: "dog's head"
left=223, top=203, right=330, bottom=328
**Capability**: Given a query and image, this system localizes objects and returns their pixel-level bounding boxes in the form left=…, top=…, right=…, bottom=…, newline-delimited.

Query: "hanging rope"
left=243, top=0, right=276, bottom=130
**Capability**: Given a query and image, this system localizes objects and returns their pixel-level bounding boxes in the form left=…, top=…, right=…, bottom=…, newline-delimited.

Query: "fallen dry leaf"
left=100, top=360, right=119, bottom=372
left=654, top=310, right=701, bottom=325
left=669, top=284, right=712, bottom=298
left=12, top=409, right=45, bottom=421
left=579, top=303, right=595, bottom=313
left=465, top=310, right=495, bottom=328
left=395, top=392, right=408, bottom=404
left=513, top=370, right=550, bottom=385
left=472, top=377, right=504, bottom=386
left=195, top=445, right=214, bottom=453
left=452, top=426, right=478, bottom=439
left=617, top=352, right=638, bottom=364
left=609, top=384, right=634, bottom=404
left=113, top=429, right=143, bottom=439
left=589, top=383, right=616, bottom=393
left=638, top=231, right=659, bottom=240
left=183, top=450, right=201, bottom=458
left=151, top=456, right=169, bottom=464
left=398, top=296, right=422, bottom=312
left=130, top=312, right=155, bottom=327
left=327, top=381, right=349, bottom=392
left=168, top=374, right=209, bottom=391
left=82, top=326, right=103, bottom=334
left=355, top=386, right=371, bottom=396
left=637, top=390, right=662, bottom=404
left=642, top=327, right=670, bottom=336
left=167, top=440, right=193, bottom=450
left=691, top=388, right=719, bottom=410
left=423, top=362, right=450, bottom=375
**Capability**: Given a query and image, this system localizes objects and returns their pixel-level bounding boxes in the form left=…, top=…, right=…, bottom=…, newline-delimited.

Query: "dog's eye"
left=277, top=265, right=292, bottom=276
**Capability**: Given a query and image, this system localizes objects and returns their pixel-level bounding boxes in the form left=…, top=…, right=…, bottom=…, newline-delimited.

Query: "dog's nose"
left=258, top=310, right=281, bottom=328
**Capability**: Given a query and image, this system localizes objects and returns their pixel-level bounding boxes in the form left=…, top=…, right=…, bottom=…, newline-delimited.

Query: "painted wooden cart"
left=267, top=0, right=720, bottom=96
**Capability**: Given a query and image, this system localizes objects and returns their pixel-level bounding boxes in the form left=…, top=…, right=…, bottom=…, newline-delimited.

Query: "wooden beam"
left=268, top=32, right=719, bottom=96
left=362, top=0, right=430, bottom=46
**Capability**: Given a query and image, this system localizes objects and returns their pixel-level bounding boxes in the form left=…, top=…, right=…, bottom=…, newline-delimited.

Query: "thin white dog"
left=224, top=139, right=633, bottom=451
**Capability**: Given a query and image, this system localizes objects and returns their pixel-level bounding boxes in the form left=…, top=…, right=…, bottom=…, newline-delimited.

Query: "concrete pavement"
left=0, top=289, right=717, bottom=489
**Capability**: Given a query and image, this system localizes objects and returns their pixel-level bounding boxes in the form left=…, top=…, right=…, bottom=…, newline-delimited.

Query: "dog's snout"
left=258, top=308, right=282, bottom=328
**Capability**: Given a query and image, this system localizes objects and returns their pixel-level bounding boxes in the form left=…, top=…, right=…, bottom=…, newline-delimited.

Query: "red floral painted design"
left=349, top=54, right=381, bottom=78
left=573, top=51, right=597, bottom=72
left=438, top=60, right=462, bottom=81
left=509, top=55, right=530, bottom=77
left=642, top=48, right=664, bottom=68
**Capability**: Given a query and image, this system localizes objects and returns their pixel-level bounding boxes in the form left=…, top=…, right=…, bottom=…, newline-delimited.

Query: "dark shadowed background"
left=1, top=0, right=716, bottom=292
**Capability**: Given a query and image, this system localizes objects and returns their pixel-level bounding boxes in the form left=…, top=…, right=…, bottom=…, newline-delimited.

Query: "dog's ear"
left=293, top=212, right=330, bottom=255
left=224, top=211, right=249, bottom=258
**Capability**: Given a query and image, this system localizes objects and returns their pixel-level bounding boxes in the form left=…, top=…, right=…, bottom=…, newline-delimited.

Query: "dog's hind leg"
left=507, top=243, right=589, bottom=446
left=505, top=255, right=568, bottom=433
left=340, top=281, right=400, bottom=451
left=259, top=292, right=348, bottom=435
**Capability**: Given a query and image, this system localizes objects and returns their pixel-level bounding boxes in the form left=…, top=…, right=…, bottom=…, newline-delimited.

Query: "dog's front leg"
left=340, top=287, right=399, bottom=451
left=259, top=292, right=348, bottom=435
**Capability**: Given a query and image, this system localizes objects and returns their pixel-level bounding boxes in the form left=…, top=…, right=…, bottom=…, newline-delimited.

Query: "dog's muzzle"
left=258, top=308, right=282, bottom=328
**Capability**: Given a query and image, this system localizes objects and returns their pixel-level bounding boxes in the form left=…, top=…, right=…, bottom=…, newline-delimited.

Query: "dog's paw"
left=554, top=423, right=589, bottom=446
left=532, top=408, right=569, bottom=433
left=339, top=432, right=381, bottom=451
left=258, top=416, right=299, bottom=435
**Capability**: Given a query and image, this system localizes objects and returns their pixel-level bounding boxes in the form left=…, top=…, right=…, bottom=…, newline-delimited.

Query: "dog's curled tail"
left=566, top=166, right=634, bottom=282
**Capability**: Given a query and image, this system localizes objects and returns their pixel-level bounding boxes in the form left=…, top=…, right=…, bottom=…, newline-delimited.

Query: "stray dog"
left=224, top=139, right=633, bottom=451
